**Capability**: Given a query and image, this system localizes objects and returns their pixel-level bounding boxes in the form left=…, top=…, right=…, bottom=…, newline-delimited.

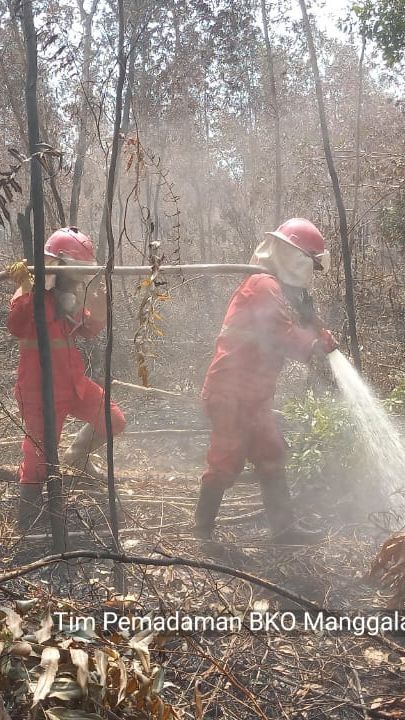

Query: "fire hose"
left=0, top=262, right=271, bottom=281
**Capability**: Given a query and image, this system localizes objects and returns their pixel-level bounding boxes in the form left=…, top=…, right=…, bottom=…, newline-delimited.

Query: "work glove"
left=84, top=284, right=107, bottom=324
left=314, top=329, right=338, bottom=355
left=6, top=259, right=33, bottom=292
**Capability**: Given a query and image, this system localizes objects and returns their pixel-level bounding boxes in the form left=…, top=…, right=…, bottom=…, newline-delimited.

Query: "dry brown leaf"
left=94, top=649, right=108, bottom=690
left=117, top=657, right=128, bottom=705
left=0, top=606, right=23, bottom=640
left=48, top=677, right=82, bottom=701
left=35, top=610, right=53, bottom=644
left=32, top=646, right=60, bottom=706
left=70, top=648, right=89, bottom=693
left=10, top=641, right=32, bottom=657
left=15, top=599, right=38, bottom=614
left=129, top=630, right=154, bottom=674
left=45, top=709, right=103, bottom=719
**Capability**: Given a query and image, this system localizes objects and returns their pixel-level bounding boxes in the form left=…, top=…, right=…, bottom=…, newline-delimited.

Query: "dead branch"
left=0, top=549, right=324, bottom=612
left=112, top=379, right=184, bottom=398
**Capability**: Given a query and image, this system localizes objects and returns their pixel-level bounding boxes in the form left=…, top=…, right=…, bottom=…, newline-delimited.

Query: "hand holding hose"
left=84, top=283, right=107, bottom=324
left=313, top=329, right=338, bottom=355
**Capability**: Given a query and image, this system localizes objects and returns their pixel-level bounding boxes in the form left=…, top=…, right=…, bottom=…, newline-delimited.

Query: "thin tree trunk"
left=298, top=0, right=362, bottom=371
left=261, top=0, right=282, bottom=226
left=104, top=0, right=127, bottom=591
left=96, top=29, right=135, bottom=265
left=69, top=0, right=99, bottom=226
left=350, top=38, right=366, bottom=237
left=22, top=0, right=66, bottom=552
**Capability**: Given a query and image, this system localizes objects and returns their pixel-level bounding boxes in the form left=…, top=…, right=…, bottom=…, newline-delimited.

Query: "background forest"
left=0, top=0, right=403, bottom=393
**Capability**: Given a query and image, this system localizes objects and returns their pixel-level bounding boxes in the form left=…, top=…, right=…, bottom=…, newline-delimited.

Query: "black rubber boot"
left=260, top=473, right=323, bottom=545
left=18, top=484, right=44, bottom=533
left=194, top=485, right=225, bottom=539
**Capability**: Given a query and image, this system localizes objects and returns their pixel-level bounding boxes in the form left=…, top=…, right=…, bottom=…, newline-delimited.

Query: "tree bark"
left=298, top=0, right=362, bottom=371
left=69, top=0, right=99, bottom=226
left=104, top=0, right=127, bottom=590
left=22, top=0, right=66, bottom=552
left=350, top=38, right=366, bottom=236
left=96, top=53, right=134, bottom=264
left=261, top=0, right=282, bottom=226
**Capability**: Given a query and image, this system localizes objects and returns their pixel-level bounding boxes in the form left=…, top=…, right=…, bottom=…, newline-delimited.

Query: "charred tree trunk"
left=17, top=202, right=33, bottom=263
left=298, top=0, right=362, bottom=371
left=104, top=0, right=127, bottom=590
left=261, top=0, right=282, bottom=226
left=22, top=0, right=66, bottom=552
left=69, top=0, right=99, bottom=226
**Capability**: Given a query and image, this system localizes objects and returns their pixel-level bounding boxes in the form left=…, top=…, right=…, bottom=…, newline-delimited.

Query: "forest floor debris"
left=0, top=449, right=404, bottom=719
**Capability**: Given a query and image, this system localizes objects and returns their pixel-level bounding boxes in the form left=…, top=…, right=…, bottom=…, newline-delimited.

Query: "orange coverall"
left=7, top=288, right=126, bottom=484
left=201, top=274, right=317, bottom=488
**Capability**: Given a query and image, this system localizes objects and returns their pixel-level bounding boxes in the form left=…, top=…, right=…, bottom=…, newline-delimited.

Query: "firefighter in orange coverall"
left=194, top=218, right=337, bottom=543
left=7, top=227, right=126, bottom=530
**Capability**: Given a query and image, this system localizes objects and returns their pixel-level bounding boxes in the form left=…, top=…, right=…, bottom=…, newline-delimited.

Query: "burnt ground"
left=0, top=315, right=404, bottom=718
left=0, top=391, right=404, bottom=719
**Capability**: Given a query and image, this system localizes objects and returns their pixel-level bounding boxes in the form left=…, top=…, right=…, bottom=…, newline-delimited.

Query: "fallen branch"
left=0, top=549, right=323, bottom=612
left=124, top=428, right=209, bottom=436
left=112, top=379, right=185, bottom=398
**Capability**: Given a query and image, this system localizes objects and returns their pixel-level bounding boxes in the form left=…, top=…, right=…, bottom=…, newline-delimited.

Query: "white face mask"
left=44, top=256, right=60, bottom=290
left=250, top=235, right=314, bottom=289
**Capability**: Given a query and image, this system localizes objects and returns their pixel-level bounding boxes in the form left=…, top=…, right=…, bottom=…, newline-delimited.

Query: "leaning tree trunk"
left=261, top=0, right=282, bottom=226
left=22, top=0, right=66, bottom=551
left=299, top=0, right=362, bottom=371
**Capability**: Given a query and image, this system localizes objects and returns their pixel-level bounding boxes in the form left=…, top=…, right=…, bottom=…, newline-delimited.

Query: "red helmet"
left=44, top=227, right=95, bottom=263
left=269, top=218, right=330, bottom=271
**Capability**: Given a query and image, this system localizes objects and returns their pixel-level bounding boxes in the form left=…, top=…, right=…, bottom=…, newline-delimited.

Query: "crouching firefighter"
left=194, top=218, right=337, bottom=544
left=6, top=227, right=126, bottom=531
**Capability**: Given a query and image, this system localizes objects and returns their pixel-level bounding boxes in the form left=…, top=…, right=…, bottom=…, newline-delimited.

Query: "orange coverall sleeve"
left=6, top=291, right=35, bottom=339
left=254, top=276, right=317, bottom=363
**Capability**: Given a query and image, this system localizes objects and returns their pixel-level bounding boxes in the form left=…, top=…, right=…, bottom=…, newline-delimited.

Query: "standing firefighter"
left=194, top=218, right=337, bottom=543
left=7, top=227, right=126, bottom=531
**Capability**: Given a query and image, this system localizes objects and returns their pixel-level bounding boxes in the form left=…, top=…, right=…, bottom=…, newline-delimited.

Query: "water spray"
left=328, top=349, right=405, bottom=523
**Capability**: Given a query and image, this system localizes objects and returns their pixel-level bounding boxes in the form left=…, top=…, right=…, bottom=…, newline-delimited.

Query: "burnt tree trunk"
left=299, top=0, right=362, bottom=371
left=22, top=0, right=66, bottom=551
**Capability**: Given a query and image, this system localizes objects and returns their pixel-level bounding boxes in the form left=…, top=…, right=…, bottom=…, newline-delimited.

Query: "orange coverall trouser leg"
left=201, top=394, right=287, bottom=489
left=17, top=378, right=126, bottom=485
